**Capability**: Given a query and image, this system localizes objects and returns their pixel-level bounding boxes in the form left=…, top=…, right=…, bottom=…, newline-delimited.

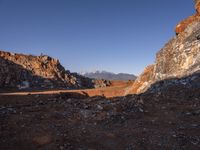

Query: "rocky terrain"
left=82, top=71, right=137, bottom=81
left=0, top=74, right=200, bottom=149
left=0, top=1, right=200, bottom=150
left=0, top=51, right=110, bottom=90
left=130, top=0, right=200, bottom=94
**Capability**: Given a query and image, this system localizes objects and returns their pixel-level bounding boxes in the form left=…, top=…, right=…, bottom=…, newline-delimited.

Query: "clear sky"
left=0, top=0, right=195, bottom=75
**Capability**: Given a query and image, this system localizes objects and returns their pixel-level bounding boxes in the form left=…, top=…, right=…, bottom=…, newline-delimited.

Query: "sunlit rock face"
left=195, top=0, right=200, bottom=12
left=0, top=51, right=94, bottom=89
left=175, top=0, right=200, bottom=34
left=175, top=14, right=200, bottom=34
left=130, top=65, right=155, bottom=94
left=130, top=2, right=200, bottom=94
left=155, top=21, right=200, bottom=75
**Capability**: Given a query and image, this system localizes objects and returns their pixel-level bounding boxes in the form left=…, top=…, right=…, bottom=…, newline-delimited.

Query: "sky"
left=0, top=0, right=195, bottom=75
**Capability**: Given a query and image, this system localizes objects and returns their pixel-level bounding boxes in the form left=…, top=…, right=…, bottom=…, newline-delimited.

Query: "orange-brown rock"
left=130, top=1, right=200, bottom=94
left=195, top=1, right=200, bottom=13
left=175, top=14, right=200, bottom=34
left=175, top=0, right=200, bottom=34
left=130, top=65, right=155, bottom=94
left=0, top=51, right=95, bottom=89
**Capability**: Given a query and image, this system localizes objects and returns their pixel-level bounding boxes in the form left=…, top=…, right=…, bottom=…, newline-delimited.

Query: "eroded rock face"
left=130, top=65, right=154, bottom=94
left=175, top=14, right=200, bottom=34
left=0, top=51, right=94, bottom=89
left=131, top=3, right=200, bottom=94
left=195, top=0, right=200, bottom=13
left=175, top=0, right=200, bottom=34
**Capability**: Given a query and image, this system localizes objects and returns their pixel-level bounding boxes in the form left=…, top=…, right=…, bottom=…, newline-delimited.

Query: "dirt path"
left=0, top=81, right=133, bottom=98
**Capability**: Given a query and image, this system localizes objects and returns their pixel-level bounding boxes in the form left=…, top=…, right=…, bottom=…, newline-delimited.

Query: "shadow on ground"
left=0, top=72, right=200, bottom=149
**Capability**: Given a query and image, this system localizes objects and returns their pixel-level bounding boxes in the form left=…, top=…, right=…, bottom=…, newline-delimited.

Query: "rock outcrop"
left=130, top=1, right=200, bottom=94
left=175, top=0, right=200, bottom=34
left=195, top=0, right=200, bottom=13
left=0, top=51, right=94, bottom=89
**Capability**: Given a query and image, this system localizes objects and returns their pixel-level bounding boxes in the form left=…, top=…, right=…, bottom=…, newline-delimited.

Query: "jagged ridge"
left=0, top=50, right=94, bottom=89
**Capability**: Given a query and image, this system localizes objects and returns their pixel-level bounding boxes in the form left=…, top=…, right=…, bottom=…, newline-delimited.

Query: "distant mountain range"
left=81, top=71, right=137, bottom=81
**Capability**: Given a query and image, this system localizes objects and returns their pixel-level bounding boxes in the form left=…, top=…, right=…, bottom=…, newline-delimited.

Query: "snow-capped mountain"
left=81, top=70, right=137, bottom=81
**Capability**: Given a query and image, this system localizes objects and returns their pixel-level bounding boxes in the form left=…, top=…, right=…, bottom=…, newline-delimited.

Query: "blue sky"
left=0, top=0, right=195, bottom=75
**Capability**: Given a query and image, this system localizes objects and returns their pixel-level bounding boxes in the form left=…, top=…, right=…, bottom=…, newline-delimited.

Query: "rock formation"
left=175, top=0, right=200, bottom=34
left=130, top=1, right=200, bottom=94
left=195, top=0, right=200, bottom=13
left=0, top=51, right=95, bottom=89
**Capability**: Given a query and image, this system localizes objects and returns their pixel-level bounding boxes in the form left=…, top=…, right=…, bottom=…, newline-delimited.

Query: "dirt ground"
left=0, top=80, right=133, bottom=98
left=0, top=85, right=200, bottom=149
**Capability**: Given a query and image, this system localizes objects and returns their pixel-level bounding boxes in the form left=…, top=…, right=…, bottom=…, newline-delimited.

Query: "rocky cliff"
left=0, top=51, right=95, bottom=89
left=130, top=1, right=200, bottom=94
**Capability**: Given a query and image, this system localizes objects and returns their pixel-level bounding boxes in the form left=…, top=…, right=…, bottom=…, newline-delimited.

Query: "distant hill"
left=81, top=71, right=137, bottom=81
